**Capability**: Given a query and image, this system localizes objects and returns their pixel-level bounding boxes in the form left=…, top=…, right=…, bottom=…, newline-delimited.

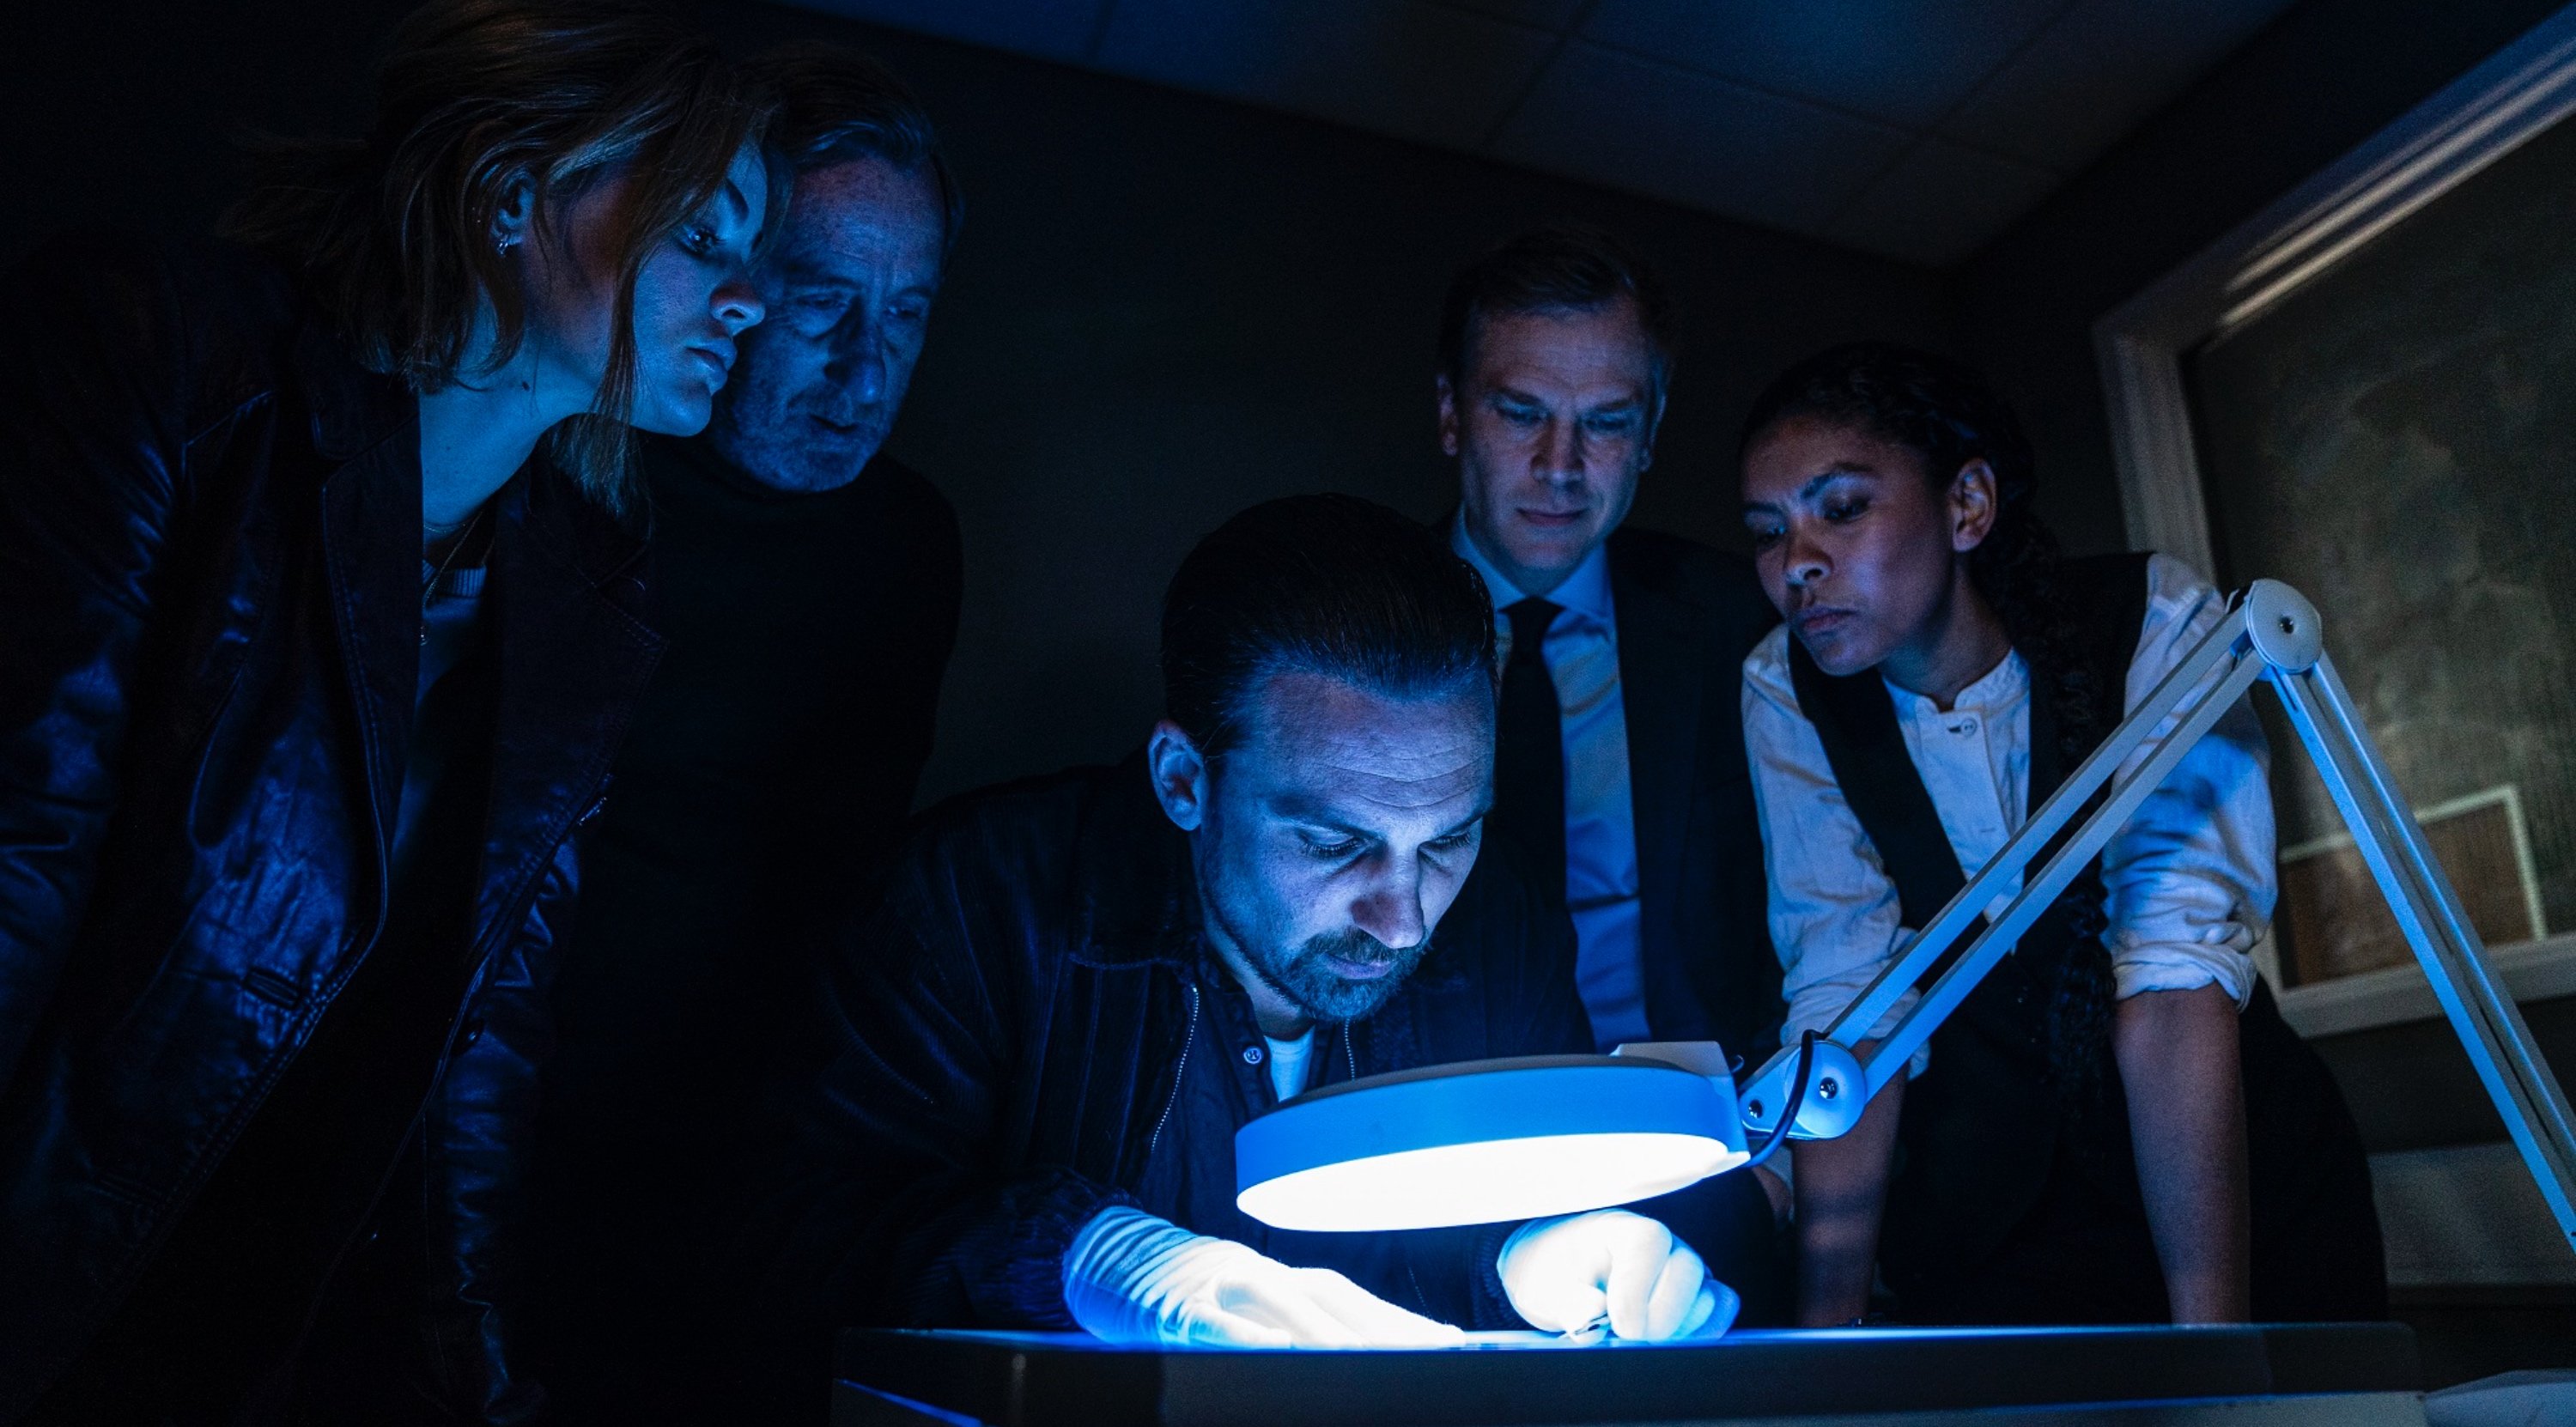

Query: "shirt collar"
left=1884, top=647, right=2028, bottom=716
left=1449, top=513, right=1616, bottom=629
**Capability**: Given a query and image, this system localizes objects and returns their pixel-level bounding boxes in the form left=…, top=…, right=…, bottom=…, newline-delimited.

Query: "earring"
left=494, top=232, right=519, bottom=255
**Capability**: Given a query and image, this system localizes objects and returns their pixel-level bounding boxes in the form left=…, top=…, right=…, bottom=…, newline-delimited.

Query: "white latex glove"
left=1498, top=1209, right=1740, bottom=1341
left=1062, top=1206, right=1466, bottom=1349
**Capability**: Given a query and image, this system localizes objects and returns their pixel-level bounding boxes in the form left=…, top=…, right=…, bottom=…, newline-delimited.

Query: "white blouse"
left=1741, top=554, right=2274, bottom=1078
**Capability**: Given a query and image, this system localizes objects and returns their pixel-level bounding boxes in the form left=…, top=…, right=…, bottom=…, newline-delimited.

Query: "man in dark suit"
left=1433, top=225, right=1789, bottom=1315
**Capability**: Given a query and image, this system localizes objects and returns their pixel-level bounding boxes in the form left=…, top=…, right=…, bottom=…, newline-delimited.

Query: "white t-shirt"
left=1264, top=1028, right=1318, bottom=1102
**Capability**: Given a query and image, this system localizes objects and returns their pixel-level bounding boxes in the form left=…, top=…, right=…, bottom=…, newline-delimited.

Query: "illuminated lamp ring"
left=1234, top=1054, right=1747, bottom=1233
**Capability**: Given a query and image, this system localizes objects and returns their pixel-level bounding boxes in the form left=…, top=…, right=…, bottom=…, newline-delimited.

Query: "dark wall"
left=4, top=1, right=396, bottom=258
left=3, top=0, right=1954, bottom=805
left=706, top=4, right=1959, bottom=802
left=12, top=0, right=2570, bottom=800
left=1953, top=0, right=2570, bottom=561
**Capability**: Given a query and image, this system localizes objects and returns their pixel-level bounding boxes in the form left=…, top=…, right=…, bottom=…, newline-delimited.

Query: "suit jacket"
left=1604, top=525, right=1783, bottom=1063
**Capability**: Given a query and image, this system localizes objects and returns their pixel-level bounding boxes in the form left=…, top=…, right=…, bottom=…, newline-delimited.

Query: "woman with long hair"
left=1735, top=343, right=2384, bottom=1329
left=0, top=2, right=773, bottom=1418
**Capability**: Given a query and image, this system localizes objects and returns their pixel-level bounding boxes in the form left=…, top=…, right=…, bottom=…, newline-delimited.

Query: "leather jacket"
left=735, top=758, right=1593, bottom=1342
left=0, top=236, right=662, bottom=1421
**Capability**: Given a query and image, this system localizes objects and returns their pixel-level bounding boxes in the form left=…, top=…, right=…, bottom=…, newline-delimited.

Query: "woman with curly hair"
left=0, top=2, right=772, bottom=1418
left=1735, top=343, right=2383, bottom=1330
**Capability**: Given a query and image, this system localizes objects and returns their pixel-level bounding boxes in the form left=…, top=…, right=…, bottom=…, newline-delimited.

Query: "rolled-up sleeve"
left=1742, top=628, right=1929, bottom=1075
left=2099, top=556, right=2274, bottom=1008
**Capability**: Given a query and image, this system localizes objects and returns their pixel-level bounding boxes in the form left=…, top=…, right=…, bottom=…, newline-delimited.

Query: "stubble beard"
left=1234, top=911, right=1425, bottom=1025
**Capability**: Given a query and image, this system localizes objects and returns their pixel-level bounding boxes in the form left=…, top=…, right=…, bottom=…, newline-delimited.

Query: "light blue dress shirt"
left=1452, top=519, right=1649, bottom=1051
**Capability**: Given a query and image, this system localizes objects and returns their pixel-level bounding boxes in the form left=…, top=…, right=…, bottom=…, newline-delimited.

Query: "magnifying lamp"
left=1237, top=580, right=2576, bottom=1247
left=1236, top=1045, right=1789, bottom=1232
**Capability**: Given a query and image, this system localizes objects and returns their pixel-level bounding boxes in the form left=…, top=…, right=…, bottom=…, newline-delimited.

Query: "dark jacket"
left=1605, top=526, right=1783, bottom=1060
left=739, top=759, right=1593, bottom=1342
left=532, top=437, right=962, bottom=1416
left=0, top=237, right=660, bottom=1420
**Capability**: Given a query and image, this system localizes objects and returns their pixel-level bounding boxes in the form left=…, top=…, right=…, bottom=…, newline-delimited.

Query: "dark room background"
left=2, top=0, right=2558, bottom=804
left=12, top=0, right=2576, bottom=1387
left=5, top=0, right=1958, bottom=803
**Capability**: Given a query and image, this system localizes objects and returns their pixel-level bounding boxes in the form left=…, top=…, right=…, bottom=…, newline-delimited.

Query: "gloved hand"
left=1498, top=1209, right=1740, bottom=1341
left=1063, top=1205, right=1467, bottom=1349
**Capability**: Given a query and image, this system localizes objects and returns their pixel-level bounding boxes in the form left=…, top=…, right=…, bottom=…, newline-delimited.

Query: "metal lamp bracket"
left=1727, top=580, right=2576, bottom=1257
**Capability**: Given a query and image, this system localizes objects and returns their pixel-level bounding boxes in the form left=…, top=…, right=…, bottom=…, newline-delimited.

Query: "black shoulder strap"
left=1783, top=551, right=2159, bottom=932
left=2024, top=551, right=2157, bottom=803
left=1785, top=638, right=1968, bottom=932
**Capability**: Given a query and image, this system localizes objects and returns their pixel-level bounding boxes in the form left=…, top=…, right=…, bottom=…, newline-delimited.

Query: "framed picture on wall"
left=2095, top=8, right=2576, bottom=1011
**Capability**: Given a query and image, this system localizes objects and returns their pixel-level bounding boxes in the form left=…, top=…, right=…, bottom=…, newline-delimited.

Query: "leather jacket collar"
left=294, top=321, right=649, bottom=590
left=1066, top=752, right=1203, bottom=971
left=294, top=322, right=410, bottom=466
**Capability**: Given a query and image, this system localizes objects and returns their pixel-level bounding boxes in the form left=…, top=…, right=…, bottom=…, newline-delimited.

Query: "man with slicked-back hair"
left=735, top=496, right=1740, bottom=1418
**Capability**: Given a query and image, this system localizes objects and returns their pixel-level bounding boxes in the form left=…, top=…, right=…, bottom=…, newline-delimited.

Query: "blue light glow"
left=1236, top=1054, right=1747, bottom=1231
left=1237, top=1131, right=1744, bottom=1231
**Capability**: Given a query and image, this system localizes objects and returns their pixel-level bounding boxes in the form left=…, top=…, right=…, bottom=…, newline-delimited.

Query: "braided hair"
left=1741, top=342, right=2117, bottom=1108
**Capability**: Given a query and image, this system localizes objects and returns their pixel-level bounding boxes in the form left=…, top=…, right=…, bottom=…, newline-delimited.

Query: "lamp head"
left=1233, top=1051, right=1748, bottom=1233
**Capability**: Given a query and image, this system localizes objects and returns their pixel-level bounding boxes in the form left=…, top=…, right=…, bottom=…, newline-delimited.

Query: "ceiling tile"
left=1816, top=137, right=2063, bottom=265
left=1937, top=0, right=2298, bottom=172
left=786, top=0, right=1110, bottom=64
left=1438, top=0, right=1587, bottom=28
left=1493, top=41, right=1911, bottom=234
left=1578, top=0, right=2070, bottom=130
left=1094, top=0, right=1558, bottom=152
left=771, top=0, right=2286, bottom=270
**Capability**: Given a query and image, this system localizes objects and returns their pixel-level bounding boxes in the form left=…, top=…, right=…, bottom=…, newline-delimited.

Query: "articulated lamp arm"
left=1732, top=581, right=2576, bottom=1258
left=1233, top=580, right=2576, bottom=1243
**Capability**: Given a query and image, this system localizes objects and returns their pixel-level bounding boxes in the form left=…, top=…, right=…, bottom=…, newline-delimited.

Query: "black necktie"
left=1496, top=597, right=1565, bottom=889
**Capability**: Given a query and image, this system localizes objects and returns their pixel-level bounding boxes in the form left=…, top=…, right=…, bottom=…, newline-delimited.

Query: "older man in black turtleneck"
left=533, top=46, right=965, bottom=1419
